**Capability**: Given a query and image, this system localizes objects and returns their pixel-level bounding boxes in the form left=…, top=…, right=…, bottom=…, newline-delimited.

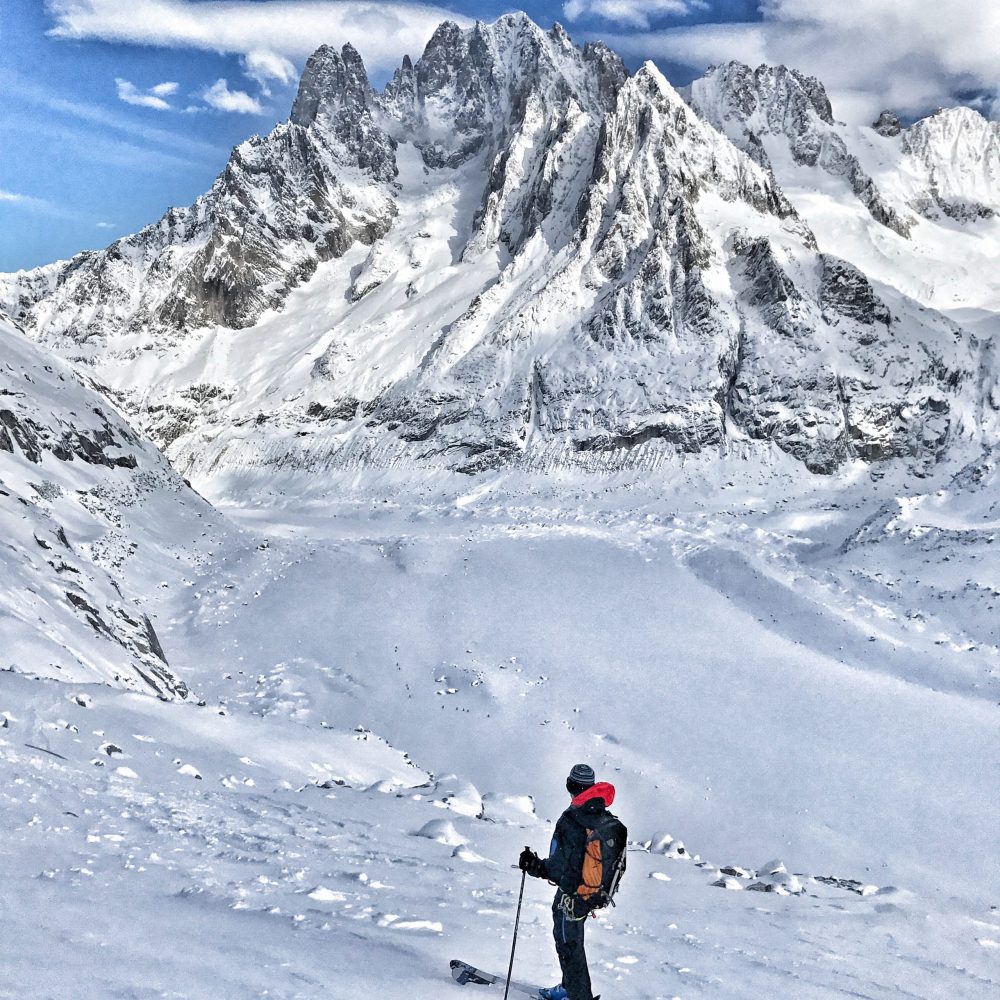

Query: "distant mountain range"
left=2, top=12, right=998, bottom=479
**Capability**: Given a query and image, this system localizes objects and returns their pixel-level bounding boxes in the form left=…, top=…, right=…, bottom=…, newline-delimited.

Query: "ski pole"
left=503, top=856, right=528, bottom=1000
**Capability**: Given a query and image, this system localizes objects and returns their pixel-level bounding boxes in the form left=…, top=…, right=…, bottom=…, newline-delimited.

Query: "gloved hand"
left=518, top=846, right=544, bottom=877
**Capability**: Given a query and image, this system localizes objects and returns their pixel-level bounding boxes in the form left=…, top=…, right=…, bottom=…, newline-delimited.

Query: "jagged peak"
left=620, top=61, right=706, bottom=130
left=549, top=21, right=572, bottom=45
left=705, top=59, right=753, bottom=77
left=904, top=105, right=1000, bottom=161
left=630, top=60, right=678, bottom=99
left=490, top=9, right=547, bottom=37
left=290, top=42, right=371, bottom=127
left=421, top=18, right=465, bottom=55
left=694, top=61, right=835, bottom=126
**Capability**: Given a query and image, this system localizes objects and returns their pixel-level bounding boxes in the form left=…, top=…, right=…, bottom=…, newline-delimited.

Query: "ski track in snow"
left=2, top=469, right=999, bottom=999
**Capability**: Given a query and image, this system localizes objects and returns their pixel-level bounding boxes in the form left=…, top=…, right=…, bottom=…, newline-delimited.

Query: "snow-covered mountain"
left=688, top=62, right=1000, bottom=316
left=3, top=13, right=997, bottom=483
left=0, top=315, right=213, bottom=696
left=684, top=61, right=912, bottom=237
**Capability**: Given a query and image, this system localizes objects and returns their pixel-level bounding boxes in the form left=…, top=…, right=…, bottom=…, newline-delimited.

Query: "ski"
left=450, top=959, right=544, bottom=998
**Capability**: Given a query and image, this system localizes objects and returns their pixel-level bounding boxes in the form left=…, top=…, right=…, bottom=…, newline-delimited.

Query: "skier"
left=518, top=764, right=625, bottom=1000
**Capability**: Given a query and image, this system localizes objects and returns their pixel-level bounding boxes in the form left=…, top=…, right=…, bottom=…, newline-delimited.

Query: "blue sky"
left=1, top=1, right=995, bottom=272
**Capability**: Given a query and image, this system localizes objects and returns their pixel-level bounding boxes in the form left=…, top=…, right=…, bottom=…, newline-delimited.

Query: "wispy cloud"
left=115, top=77, right=178, bottom=110
left=0, top=188, right=52, bottom=211
left=4, top=110, right=207, bottom=174
left=0, top=68, right=225, bottom=163
left=201, top=78, right=263, bottom=114
left=564, top=0, right=706, bottom=30
left=95, top=221, right=116, bottom=229
left=45, top=0, right=470, bottom=78
left=0, top=186, right=84, bottom=222
left=600, top=23, right=770, bottom=71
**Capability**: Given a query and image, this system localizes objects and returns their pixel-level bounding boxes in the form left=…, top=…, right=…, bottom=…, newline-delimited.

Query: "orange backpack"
left=576, top=813, right=627, bottom=909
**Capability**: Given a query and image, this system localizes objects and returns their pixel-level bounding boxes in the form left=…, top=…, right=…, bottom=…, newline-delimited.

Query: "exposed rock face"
left=361, top=60, right=819, bottom=468
left=290, top=43, right=398, bottom=181
left=819, top=255, right=891, bottom=326
left=0, top=316, right=193, bottom=696
left=872, top=111, right=902, bottom=137
left=688, top=62, right=912, bottom=237
left=719, top=238, right=967, bottom=474
left=1, top=14, right=995, bottom=479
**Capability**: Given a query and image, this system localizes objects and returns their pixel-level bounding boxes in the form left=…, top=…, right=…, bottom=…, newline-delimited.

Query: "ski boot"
left=538, top=988, right=567, bottom=1000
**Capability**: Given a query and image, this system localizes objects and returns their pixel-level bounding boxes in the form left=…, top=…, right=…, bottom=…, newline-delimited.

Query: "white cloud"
left=0, top=187, right=74, bottom=219
left=115, top=77, right=177, bottom=110
left=242, top=49, right=297, bottom=95
left=202, top=78, right=263, bottom=114
left=602, top=0, right=1000, bottom=124
left=96, top=221, right=116, bottom=228
left=603, top=22, right=769, bottom=68
left=0, top=188, right=40, bottom=206
left=564, top=0, right=705, bottom=30
left=45, top=0, right=470, bottom=78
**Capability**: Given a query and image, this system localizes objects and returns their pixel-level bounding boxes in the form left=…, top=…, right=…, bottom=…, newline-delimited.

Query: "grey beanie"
left=568, top=763, right=596, bottom=787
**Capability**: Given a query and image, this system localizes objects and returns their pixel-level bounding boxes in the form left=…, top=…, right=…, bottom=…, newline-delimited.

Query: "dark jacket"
left=538, top=782, right=616, bottom=895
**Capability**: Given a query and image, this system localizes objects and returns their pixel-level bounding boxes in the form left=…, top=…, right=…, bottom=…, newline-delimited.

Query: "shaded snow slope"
left=3, top=16, right=997, bottom=480
left=0, top=317, right=217, bottom=696
left=2, top=470, right=998, bottom=998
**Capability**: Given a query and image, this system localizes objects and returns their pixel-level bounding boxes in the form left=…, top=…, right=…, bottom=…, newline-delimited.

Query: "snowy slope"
left=3, top=15, right=997, bottom=481
left=2, top=468, right=998, bottom=999
left=0, top=316, right=219, bottom=696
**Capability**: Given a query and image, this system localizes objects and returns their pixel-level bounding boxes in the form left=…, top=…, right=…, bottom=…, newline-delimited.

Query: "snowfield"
left=3, top=463, right=998, bottom=999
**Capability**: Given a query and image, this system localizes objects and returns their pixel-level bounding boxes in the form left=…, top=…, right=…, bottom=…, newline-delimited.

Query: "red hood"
left=572, top=781, right=615, bottom=809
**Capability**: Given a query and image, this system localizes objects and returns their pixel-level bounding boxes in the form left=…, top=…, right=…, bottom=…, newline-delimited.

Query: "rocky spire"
left=291, top=43, right=372, bottom=127
left=872, top=110, right=902, bottom=137
left=290, top=42, right=396, bottom=183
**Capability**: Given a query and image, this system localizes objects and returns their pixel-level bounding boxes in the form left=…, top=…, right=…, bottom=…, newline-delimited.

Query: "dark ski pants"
left=552, top=894, right=593, bottom=1000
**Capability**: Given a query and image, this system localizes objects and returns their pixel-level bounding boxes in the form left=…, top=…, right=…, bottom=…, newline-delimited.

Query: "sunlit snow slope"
left=688, top=63, right=1000, bottom=317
